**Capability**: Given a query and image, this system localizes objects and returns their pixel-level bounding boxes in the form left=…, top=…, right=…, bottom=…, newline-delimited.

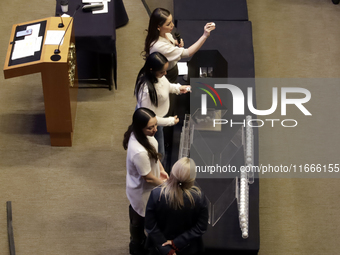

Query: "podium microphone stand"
left=3, top=17, right=78, bottom=146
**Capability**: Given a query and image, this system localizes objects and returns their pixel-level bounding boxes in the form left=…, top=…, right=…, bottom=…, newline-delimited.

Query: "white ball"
left=211, top=22, right=216, bottom=27
left=242, top=232, right=248, bottom=239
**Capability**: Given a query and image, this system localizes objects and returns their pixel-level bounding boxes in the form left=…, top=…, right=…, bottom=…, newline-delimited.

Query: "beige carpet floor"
left=248, top=1, right=340, bottom=254
left=0, top=0, right=340, bottom=255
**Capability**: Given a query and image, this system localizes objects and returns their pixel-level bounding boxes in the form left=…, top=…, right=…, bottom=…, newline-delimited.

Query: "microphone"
left=174, top=32, right=181, bottom=45
left=58, top=14, right=64, bottom=28
left=51, top=4, right=81, bottom=61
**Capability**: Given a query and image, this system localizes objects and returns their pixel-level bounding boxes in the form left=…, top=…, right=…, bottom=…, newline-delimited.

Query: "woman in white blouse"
left=123, top=107, right=169, bottom=255
left=143, top=8, right=215, bottom=82
left=135, top=52, right=190, bottom=160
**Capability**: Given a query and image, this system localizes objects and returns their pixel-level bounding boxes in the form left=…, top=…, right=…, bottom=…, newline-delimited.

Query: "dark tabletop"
left=55, top=0, right=128, bottom=53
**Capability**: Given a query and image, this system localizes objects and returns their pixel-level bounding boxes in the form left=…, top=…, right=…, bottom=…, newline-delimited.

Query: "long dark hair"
left=143, top=8, right=171, bottom=58
left=134, top=52, right=168, bottom=107
left=123, top=108, right=161, bottom=162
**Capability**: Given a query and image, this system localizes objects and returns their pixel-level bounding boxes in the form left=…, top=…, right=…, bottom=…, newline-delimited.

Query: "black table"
left=166, top=85, right=260, bottom=255
left=55, top=0, right=128, bottom=90
left=174, top=0, right=248, bottom=22
left=177, top=20, right=255, bottom=78
left=163, top=19, right=260, bottom=254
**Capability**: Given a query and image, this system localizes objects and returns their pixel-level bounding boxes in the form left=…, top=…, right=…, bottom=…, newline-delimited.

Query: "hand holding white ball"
left=204, top=22, right=216, bottom=37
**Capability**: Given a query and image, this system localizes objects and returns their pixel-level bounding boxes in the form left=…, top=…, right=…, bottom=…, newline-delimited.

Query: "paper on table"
left=92, top=1, right=108, bottom=14
left=24, top=24, right=42, bottom=52
left=11, top=38, right=35, bottom=60
left=34, top=37, right=43, bottom=52
left=26, top=24, right=41, bottom=38
left=178, top=62, right=188, bottom=75
left=44, top=30, right=65, bottom=45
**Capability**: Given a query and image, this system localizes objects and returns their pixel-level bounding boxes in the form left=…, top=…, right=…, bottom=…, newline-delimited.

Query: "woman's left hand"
left=162, top=240, right=172, bottom=246
left=175, top=38, right=184, bottom=48
left=178, top=38, right=184, bottom=47
left=180, top=86, right=191, bottom=94
left=160, top=170, right=169, bottom=181
left=162, top=240, right=177, bottom=254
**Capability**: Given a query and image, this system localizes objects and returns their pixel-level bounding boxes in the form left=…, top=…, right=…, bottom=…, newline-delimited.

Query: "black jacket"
left=145, top=186, right=209, bottom=255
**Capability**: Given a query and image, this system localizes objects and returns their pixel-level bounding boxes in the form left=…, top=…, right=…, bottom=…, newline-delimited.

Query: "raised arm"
left=187, top=22, right=216, bottom=57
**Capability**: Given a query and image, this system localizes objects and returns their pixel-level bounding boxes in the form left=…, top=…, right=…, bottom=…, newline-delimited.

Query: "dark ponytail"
left=134, top=52, right=169, bottom=107
left=123, top=108, right=161, bottom=162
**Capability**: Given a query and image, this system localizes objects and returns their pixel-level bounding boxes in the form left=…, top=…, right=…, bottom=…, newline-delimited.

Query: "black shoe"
left=129, top=241, right=148, bottom=255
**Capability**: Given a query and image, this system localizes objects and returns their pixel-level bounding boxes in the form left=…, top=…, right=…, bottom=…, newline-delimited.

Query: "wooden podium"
left=3, top=17, right=78, bottom=146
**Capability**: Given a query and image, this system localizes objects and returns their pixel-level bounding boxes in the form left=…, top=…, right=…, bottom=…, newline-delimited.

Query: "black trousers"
left=129, top=205, right=146, bottom=254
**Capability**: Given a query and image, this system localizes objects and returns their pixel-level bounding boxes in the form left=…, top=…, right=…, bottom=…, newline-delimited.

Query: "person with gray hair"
left=145, top=157, right=209, bottom=255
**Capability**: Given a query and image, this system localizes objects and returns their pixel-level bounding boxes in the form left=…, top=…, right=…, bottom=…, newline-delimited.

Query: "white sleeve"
left=137, top=84, right=175, bottom=127
left=167, top=33, right=190, bottom=59
left=156, top=116, right=176, bottom=127
left=133, top=151, right=152, bottom=177
left=169, top=83, right=181, bottom=94
left=151, top=40, right=189, bottom=63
